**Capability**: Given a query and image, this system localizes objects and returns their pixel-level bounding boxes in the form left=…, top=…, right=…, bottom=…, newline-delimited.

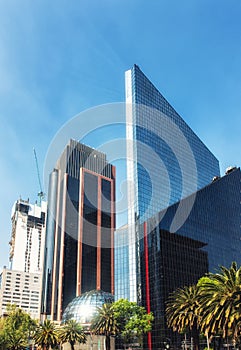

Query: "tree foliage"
left=1, top=304, right=36, bottom=350
left=59, top=319, right=86, bottom=350
left=198, top=262, right=241, bottom=340
left=33, top=319, right=59, bottom=350
left=166, top=262, right=241, bottom=350
left=91, top=303, right=118, bottom=350
left=90, top=299, right=153, bottom=349
left=166, top=285, right=201, bottom=350
left=113, top=298, right=153, bottom=343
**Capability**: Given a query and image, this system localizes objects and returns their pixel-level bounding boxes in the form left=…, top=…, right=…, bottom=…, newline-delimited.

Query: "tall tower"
left=125, top=65, right=220, bottom=302
left=10, top=199, right=47, bottom=273
left=41, top=140, right=115, bottom=321
left=0, top=199, right=47, bottom=319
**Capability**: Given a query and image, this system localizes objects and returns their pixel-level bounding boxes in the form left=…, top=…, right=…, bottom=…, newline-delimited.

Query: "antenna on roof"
left=33, top=148, right=45, bottom=205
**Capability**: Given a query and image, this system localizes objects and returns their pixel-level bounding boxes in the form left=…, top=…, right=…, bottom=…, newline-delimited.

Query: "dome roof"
left=62, top=290, right=114, bottom=325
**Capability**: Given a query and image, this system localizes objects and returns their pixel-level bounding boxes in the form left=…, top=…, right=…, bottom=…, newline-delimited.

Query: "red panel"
left=96, top=176, right=101, bottom=290
left=77, top=168, right=84, bottom=296
left=144, top=221, right=152, bottom=350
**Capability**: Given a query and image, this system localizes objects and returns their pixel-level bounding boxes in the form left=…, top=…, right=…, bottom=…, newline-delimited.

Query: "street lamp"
left=163, top=337, right=171, bottom=350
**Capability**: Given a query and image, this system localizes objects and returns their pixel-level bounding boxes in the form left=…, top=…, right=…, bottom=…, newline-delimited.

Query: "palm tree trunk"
left=105, top=335, right=110, bottom=350
left=206, top=334, right=210, bottom=350
left=70, top=341, right=75, bottom=350
left=192, top=325, right=200, bottom=350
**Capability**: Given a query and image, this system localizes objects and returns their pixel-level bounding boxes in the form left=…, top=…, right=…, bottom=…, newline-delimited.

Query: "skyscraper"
left=9, top=198, right=47, bottom=273
left=140, top=166, right=241, bottom=349
left=41, top=140, right=115, bottom=321
left=125, top=65, right=220, bottom=302
left=0, top=198, right=46, bottom=319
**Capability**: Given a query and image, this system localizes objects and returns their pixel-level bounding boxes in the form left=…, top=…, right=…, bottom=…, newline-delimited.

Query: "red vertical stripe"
left=144, top=221, right=152, bottom=350
left=96, top=176, right=101, bottom=290
left=110, top=167, right=116, bottom=294
left=77, top=168, right=84, bottom=296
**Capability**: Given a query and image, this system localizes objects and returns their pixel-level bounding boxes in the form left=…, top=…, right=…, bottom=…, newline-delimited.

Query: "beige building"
left=0, top=267, right=42, bottom=319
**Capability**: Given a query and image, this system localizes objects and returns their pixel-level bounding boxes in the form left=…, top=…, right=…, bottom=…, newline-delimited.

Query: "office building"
left=0, top=267, right=42, bottom=319
left=139, top=167, right=241, bottom=349
left=9, top=198, right=47, bottom=273
left=41, top=140, right=115, bottom=321
left=125, top=65, right=220, bottom=302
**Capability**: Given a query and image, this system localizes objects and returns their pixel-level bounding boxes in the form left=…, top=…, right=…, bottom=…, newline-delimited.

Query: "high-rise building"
left=1, top=198, right=47, bottom=320
left=139, top=166, right=241, bottom=349
left=41, top=140, right=115, bottom=321
left=9, top=198, right=47, bottom=273
left=0, top=267, right=42, bottom=319
left=125, top=65, right=220, bottom=302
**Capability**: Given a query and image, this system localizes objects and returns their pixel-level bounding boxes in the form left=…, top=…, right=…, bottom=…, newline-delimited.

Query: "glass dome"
left=62, top=290, right=114, bottom=325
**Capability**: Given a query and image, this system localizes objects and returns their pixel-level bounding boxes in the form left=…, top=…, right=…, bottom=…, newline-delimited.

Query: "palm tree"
left=33, top=319, right=59, bottom=350
left=91, top=303, right=118, bottom=350
left=198, top=262, right=241, bottom=343
left=58, top=320, right=86, bottom=350
left=166, top=285, right=201, bottom=350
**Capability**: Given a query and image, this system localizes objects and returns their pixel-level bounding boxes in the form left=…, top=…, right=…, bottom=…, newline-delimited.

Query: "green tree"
left=58, top=320, right=86, bottom=350
left=112, top=299, right=153, bottom=348
left=4, top=332, right=28, bottom=350
left=166, top=285, right=201, bottom=350
left=0, top=318, right=6, bottom=350
left=33, top=319, right=59, bottom=350
left=2, top=304, right=36, bottom=350
left=91, top=303, right=118, bottom=350
left=198, top=262, right=241, bottom=343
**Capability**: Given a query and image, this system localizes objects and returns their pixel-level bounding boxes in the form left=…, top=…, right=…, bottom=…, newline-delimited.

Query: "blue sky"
left=0, top=0, right=241, bottom=269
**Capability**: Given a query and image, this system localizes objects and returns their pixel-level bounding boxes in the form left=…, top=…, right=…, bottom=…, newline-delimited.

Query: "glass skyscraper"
left=41, top=140, right=115, bottom=321
left=140, top=167, right=241, bottom=349
left=125, top=65, right=220, bottom=302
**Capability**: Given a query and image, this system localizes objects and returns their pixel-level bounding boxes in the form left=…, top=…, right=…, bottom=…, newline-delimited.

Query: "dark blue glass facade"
left=140, top=168, right=241, bottom=349
left=126, top=64, right=220, bottom=222
left=125, top=64, right=220, bottom=302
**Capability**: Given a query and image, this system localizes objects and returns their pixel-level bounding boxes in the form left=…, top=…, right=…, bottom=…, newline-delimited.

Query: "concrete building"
left=0, top=198, right=47, bottom=319
left=10, top=198, right=47, bottom=273
left=0, top=267, right=42, bottom=319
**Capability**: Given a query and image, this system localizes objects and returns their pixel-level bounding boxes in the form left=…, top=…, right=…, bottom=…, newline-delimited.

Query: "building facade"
left=125, top=65, right=220, bottom=302
left=10, top=199, right=47, bottom=273
left=139, top=167, right=241, bottom=349
left=0, top=267, right=42, bottom=319
left=41, top=140, right=115, bottom=321
left=0, top=198, right=47, bottom=320
left=114, top=225, right=130, bottom=300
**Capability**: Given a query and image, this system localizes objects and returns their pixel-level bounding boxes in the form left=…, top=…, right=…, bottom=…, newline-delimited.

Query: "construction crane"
left=33, top=148, right=45, bottom=205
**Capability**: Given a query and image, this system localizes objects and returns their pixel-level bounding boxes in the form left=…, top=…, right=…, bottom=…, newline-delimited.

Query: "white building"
left=9, top=198, right=47, bottom=273
left=0, top=267, right=42, bottom=319
left=0, top=198, right=47, bottom=319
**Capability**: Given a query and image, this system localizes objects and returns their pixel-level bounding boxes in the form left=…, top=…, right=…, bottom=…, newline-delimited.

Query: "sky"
left=0, top=0, right=241, bottom=269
